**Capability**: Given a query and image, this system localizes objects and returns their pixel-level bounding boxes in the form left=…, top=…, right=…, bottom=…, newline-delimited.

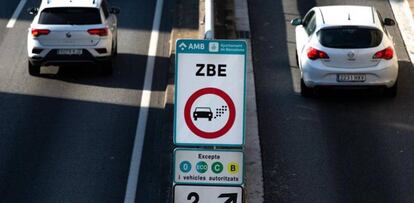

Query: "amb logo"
left=178, top=42, right=205, bottom=51
left=188, top=43, right=205, bottom=50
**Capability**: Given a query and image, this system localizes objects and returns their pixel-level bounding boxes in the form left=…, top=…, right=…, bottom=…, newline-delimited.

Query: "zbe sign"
left=174, top=39, right=247, bottom=146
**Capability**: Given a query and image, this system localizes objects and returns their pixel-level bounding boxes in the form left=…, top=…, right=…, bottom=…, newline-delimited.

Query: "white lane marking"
left=389, top=0, right=414, bottom=64
left=7, top=0, right=28, bottom=28
left=123, top=0, right=164, bottom=202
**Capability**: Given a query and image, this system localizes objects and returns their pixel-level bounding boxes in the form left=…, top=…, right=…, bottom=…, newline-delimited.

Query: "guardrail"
left=204, top=0, right=215, bottom=39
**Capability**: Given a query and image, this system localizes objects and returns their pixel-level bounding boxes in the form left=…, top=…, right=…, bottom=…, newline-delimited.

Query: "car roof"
left=317, top=6, right=379, bottom=28
left=40, top=0, right=102, bottom=9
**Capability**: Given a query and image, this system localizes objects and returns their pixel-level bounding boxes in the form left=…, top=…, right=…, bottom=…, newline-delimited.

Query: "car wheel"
left=384, top=80, right=398, bottom=97
left=28, top=61, right=40, bottom=76
left=101, top=59, right=113, bottom=75
left=194, top=117, right=197, bottom=121
left=112, top=40, right=118, bottom=57
left=295, top=49, right=299, bottom=67
left=300, top=79, right=313, bottom=97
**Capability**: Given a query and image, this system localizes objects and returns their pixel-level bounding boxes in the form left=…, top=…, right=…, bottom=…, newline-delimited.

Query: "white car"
left=27, top=0, right=120, bottom=75
left=291, top=6, right=398, bottom=97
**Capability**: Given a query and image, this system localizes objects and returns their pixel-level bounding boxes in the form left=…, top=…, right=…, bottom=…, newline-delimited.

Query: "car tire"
left=300, top=79, right=313, bottom=97
left=114, top=43, right=118, bottom=56
left=101, top=59, right=113, bottom=75
left=112, top=40, right=118, bottom=57
left=28, top=61, right=40, bottom=76
left=295, top=49, right=299, bottom=67
left=384, top=80, right=398, bottom=97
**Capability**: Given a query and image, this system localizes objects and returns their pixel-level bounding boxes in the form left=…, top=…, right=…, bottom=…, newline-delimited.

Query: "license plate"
left=57, top=49, right=83, bottom=55
left=337, top=74, right=366, bottom=82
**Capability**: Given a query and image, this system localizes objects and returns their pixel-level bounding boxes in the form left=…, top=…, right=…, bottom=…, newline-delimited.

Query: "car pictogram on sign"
left=193, top=107, right=213, bottom=121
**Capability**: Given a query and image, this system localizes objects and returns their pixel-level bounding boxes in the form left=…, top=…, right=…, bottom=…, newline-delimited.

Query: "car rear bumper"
left=29, top=49, right=111, bottom=66
left=301, top=59, right=398, bottom=88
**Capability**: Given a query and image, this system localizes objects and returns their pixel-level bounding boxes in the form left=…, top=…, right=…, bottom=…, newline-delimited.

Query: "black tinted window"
left=302, top=11, right=315, bottom=27
left=318, top=27, right=383, bottom=48
left=101, top=0, right=110, bottom=18
left=39, top=8, right=101, bottom=25
left=305, top=16, right=316, bottom=35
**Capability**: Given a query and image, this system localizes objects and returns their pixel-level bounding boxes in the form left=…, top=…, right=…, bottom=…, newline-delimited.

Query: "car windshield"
left=317, top=26, right=383, bottom=48
left=195, top=107, right=211, bottom=112
left=38, top=7, right=102, bottom=25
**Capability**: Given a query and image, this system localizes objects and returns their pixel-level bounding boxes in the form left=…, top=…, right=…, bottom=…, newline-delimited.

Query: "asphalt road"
left=249, top=0, right=414, bottom=202
left=0, top=0, right=172, bottom=202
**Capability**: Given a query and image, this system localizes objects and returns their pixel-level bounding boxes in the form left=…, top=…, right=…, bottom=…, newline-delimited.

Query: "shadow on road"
left=32, top=53, right=169, bottom=92
left=0, top=91, right=139, bottom=201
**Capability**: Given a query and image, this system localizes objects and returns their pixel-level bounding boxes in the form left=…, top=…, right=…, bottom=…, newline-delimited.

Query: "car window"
left=302, top=11, right=315, bottom=28
left=305, top=16, right=316, bottom=35
left=195, top=107, right=211, bottom=112
left=318, top=26, right=383, bottom=48
left=101, top=0, right=110, bottom=19
left=38, top=7, right=102, bottom=25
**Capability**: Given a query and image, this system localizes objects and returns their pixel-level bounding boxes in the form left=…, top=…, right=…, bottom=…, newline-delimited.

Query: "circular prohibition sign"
left=184, top=87, right=236, bottom=139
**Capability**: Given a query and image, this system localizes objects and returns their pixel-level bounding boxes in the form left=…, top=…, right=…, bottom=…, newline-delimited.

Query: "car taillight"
left=87, top=28, right=108, bottom=36
left=307, top=47, right=329, bottom=60
left=31, top=29, right=50, bottom=37
left=373, top=47, right=394, bottom=60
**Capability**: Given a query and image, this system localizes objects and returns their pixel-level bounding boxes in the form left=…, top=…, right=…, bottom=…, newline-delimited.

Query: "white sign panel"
left=174, top=185, right=243, bottom=203
left=174, top=39, right=247, bottom=146
left=174, top=148, right=244, bottom=185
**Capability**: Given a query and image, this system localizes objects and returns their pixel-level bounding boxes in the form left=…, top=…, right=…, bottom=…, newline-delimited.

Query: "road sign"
left=174, top=148, right=244, bottom=185
left=174, top=39, right=247, bottom=146
left=174, top=185, right=243, bottom=203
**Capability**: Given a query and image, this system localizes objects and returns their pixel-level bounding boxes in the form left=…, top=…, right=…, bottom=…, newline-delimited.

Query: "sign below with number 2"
left=174, top=185, right=243, bottom=203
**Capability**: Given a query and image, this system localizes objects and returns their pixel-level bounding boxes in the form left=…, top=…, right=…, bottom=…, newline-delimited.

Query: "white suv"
left=291, top=6, right=398, bottom=97
left=27, top=0, right=120, bottom=75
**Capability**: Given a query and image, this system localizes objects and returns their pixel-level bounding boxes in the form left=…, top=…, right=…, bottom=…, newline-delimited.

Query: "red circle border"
left=184, top=87, right=236, bottom=139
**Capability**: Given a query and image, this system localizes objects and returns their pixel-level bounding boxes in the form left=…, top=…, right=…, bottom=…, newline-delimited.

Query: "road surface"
left=249, top=0, right=414, bottom=202
left=0, top=0, right=173, bottom=202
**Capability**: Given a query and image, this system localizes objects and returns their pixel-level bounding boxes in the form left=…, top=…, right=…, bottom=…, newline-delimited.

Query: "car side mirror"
left=384, top=18, right=395, bottom=26
left=290, top=18, right=302, bottom=26
left=27, top=7, right=38, bottom=15
left=110, top=7, right=120, bottom=15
